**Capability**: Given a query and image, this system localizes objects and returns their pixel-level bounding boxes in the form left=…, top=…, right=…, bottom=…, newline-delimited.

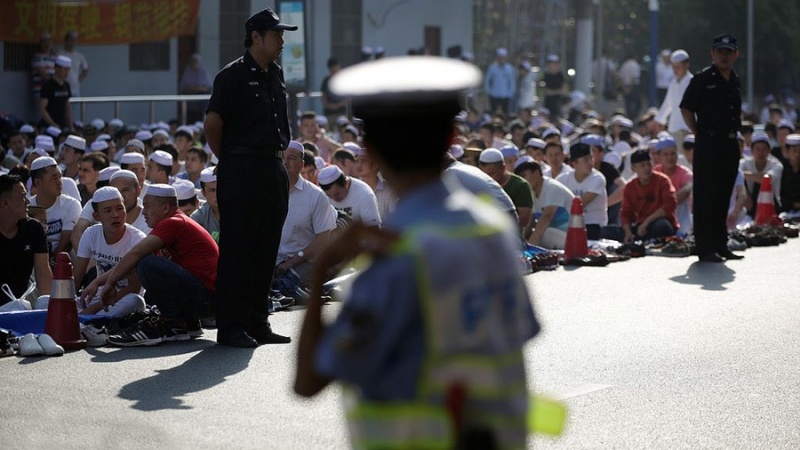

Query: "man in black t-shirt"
left=321, top=57, right=347, bottom=125
left=0, top=175, right=52, bottom=305
left=39, top=55, right=73, bottom=131
left=543, top=54, right=566, bottom=121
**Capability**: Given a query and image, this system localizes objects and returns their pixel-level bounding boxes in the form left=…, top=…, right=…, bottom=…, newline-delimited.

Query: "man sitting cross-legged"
left=82, top=184, right=219, bottom=346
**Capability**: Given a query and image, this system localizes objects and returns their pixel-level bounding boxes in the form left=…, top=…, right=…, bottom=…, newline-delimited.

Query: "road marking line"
left=553, top=383, right=614, bottom=400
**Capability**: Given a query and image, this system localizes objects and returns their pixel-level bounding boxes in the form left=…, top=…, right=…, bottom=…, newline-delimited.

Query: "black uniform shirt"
left=0, top=218, right=48, bottom=301
left=207, top=51, right=291, bottom=152
left=40, top=78, right=71, bottom=128
left=680, top=65, right=742, bottom=134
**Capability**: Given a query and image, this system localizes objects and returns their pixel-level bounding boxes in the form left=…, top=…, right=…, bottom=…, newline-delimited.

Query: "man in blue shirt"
left=295, top=57, right=540, bottom=450
left=484, top=47, right=516, bottom=116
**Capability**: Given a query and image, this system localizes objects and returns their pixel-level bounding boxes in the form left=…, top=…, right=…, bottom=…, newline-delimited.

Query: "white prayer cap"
left=150, top=150, right=173, bottom=166
left=786, top=134, right=800, bottom=146
left=91, top=186, right=123, bottom=204
left=478, top=148, right=504, bottom=164
left=90, top=140, right=109, bottom=152
left=342, top=142, right=361, bottom=154
left=172, top=179, right=197, bottom=201
left=19, top=124, right=35, bottom=134
left=670, top=50, right=689, bottom=63
left=314, top=156, right=325, bottom=170
left=28, top=148, right=49, bottom=159
left=336, top=115, right=350, bottom=126
left=542, top=128, right=561, bottom=139
left=175, top=125, right=195, bottom=136
left=31, top=156, right=58, bottom=171
left=35, top=135, right=55, bottom=152
left=91, top=118, right=105, bottom=130
left=135, top=130, right=153, bottom=141
left=46, top=126, right=62, bottom=138
left=121, top=152, right=145, bottom=165
left=55, top=55, right=72, bottom=68
left=286, top=140, right=304, bottom=154
left=496, top=47, right=508, bottom=57
left=98, top=166, right=120, bottom=182
left=318, top=165, right=344, bottom=185
left=750, top=130, right=770, bottom=145
left=526, top=137, right=546, bottom=150
left=684, top=134, right=695, bottom=144
left=448, top=144, right=464, bottom=159
left=110, top=170, right=138, bottom=183
left=200, top=167, right=217, bottom=184
left=109, top=118, right=124, bottom=128
left=152, top=129, right=170, bottom=139
left=145, top=183, right=176, bottom=198
left=513, top=155, right=534, bottom=170
left=65, top=135, right=87, bottom=151
left=125, top=139, right=145, bottom=152
left=96, top=133, right=112, bottom=142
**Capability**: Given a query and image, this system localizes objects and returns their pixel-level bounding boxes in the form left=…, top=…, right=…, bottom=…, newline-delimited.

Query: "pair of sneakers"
left=16, top=333, right=64, bottom=356
left=108, top=315, right=204, bottom=347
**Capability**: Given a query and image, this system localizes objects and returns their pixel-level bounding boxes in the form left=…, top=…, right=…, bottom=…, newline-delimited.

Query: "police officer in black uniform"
left=204, top=8, right=297, bottom=347
left=680, top=34, right=744, bottom=263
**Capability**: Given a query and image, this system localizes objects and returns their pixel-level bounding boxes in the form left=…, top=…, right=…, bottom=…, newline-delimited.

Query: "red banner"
left=0, top=0, right=201, bottom=45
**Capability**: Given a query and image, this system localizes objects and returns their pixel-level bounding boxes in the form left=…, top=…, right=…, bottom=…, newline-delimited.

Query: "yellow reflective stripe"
left=528, top=394, right=567, bottom=436
left=347, top=403, right=453, bottom=450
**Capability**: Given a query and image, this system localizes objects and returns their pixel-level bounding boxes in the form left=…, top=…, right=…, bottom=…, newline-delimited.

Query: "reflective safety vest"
left=345, top=216, right=538, bottom=450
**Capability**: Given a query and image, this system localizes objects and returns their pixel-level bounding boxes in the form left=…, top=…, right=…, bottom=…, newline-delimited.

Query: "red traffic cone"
left=44, top=253, right=86, bottom=351
left=564, top=197, right=589, bottom=260
left=754, top=174, right=778, bottom=226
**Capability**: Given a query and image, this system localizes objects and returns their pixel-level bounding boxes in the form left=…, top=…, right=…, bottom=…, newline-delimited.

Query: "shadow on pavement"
left=117, top=344, right=255, bottom=411
left=669, top=262, right=736, bottom=291
left=86, top=338, right=216, bottom=362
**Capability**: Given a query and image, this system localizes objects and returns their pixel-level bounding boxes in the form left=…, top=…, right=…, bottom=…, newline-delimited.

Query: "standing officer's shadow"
left=669, top=262, right=736, bottom=291
left=116, top=344, right=255, bottom=411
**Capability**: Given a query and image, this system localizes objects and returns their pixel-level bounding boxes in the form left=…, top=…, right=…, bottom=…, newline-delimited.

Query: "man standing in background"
left=59, top=31, right=89, bottom=97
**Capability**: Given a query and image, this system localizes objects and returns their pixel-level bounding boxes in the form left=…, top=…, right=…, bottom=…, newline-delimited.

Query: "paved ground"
left=2, top=238, right=799, bottom=449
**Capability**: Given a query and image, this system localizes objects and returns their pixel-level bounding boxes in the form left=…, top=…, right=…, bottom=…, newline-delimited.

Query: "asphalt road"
left=2, top=238, right=799, bottom=449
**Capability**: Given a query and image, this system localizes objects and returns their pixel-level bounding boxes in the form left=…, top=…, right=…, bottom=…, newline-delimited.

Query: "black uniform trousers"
left=215, top=154, right=289, bottom=337
left=693, top=133, right=740, bottom=256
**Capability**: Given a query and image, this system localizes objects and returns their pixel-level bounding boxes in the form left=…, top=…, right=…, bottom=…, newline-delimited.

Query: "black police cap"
left=712, top=34, right=737, bottom=51
left=245, top=8, right=298, bottom=33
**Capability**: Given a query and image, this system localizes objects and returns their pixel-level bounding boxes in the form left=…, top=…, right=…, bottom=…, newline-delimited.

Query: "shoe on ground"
left=37, top=334, right=64, bottom=356
left=107, top=316, right=165, bottom=347
left=162, top=319, right=191, bottom=342
left=698, top=252, right=724, bottom=263
left=271, top=294, right=296, bottom=312
left=248, top=326, right=291, bottom=345
left=18, top=333, right=45, bottom=356
left=186, top=319, right=204, bottom=339
left=719, top=250, right=744, bottom=260
left=81, top=324, right=108, bottom=347
left=217, top=331, right=259, bottom=348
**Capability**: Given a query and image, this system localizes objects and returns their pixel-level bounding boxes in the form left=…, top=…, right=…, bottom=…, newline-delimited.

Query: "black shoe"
left=217, top=331, right=259, bottom=348
left=248, top=326, right=292, bottom=345
left=718, top=250, right=744, bottom=260
left=698, top=252, right=724, bottom=263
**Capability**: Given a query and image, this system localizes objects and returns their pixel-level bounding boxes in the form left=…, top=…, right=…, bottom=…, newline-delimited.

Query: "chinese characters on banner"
left=0, top=0, right=201, bottom=44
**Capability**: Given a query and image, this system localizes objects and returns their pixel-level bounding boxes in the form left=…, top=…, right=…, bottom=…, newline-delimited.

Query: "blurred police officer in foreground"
left=294, top=56, right=540, bottom=450
left=680, top=34, right=744, bottom=263
left=204, top=8, right=296, bottom=347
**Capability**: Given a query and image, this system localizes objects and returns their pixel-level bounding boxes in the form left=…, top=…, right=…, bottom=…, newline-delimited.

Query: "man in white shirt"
left=58, top=31, right=89, bottom=97
left=355, top=145, right=397, bottom=222
left=318, top=165, right=381, bottom=227
left=29, top=157, right=81, bottom=261
left=739, top=131, right=783, bottom=216
left=274, top=141, right=337, bottom=289
left=556, top=143, right=608, bottom=240
left=515, top=160, right=575, bottom=249
left=655, top=49, right=673, bottom=104
left=619, top=54, right=641, bottom=119
left=655, top=50, right=693, bottom=153
left=73, top=187, right=146, bottom=318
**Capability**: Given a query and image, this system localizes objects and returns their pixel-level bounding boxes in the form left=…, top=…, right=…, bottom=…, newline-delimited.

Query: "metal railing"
left=70, top=92, right=326, bottom=125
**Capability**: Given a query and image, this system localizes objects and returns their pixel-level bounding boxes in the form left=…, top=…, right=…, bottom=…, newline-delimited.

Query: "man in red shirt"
left=82, top=184, right=219, bottom=346
left=617, top=149, right=679, bottom=243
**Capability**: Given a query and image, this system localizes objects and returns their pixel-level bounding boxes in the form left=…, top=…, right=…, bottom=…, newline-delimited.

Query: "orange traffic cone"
left=563, top=197, right=589, bottom=260
left=754, top=174, right=778, bottom=226
left=44, top=253, right=86, bottom=351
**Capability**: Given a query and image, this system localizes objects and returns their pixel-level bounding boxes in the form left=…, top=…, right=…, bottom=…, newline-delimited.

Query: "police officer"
left=680, top=34, right=744, bottom=263
left=204, top=8, right=297, bottom=347
left=294, top=57, right=540, bottom=449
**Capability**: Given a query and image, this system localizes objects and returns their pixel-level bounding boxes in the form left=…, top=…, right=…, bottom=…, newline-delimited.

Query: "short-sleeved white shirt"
left=77, top=224, right=146, bottom=292
left=535, top=177, right=575, bottom=231
left=328, top=177, right=382, bottom=227
left=279, top=177, right=337, bottom=261
left=31, top=194, right=81, bottom=254
left=557, top=168, right=608, bottom=226
left=373, top=177, right=397, bottom=222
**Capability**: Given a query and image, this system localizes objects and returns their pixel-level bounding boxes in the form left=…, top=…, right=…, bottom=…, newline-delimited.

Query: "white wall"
left=198, top=0, right=221, bottom=74
left=362, top=0, right=472, bottom=59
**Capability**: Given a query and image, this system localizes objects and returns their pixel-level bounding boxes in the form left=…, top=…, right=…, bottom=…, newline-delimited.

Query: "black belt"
left=227, top=147, right=283, bottom=158
left=699, top=131, right=737, bottom=139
